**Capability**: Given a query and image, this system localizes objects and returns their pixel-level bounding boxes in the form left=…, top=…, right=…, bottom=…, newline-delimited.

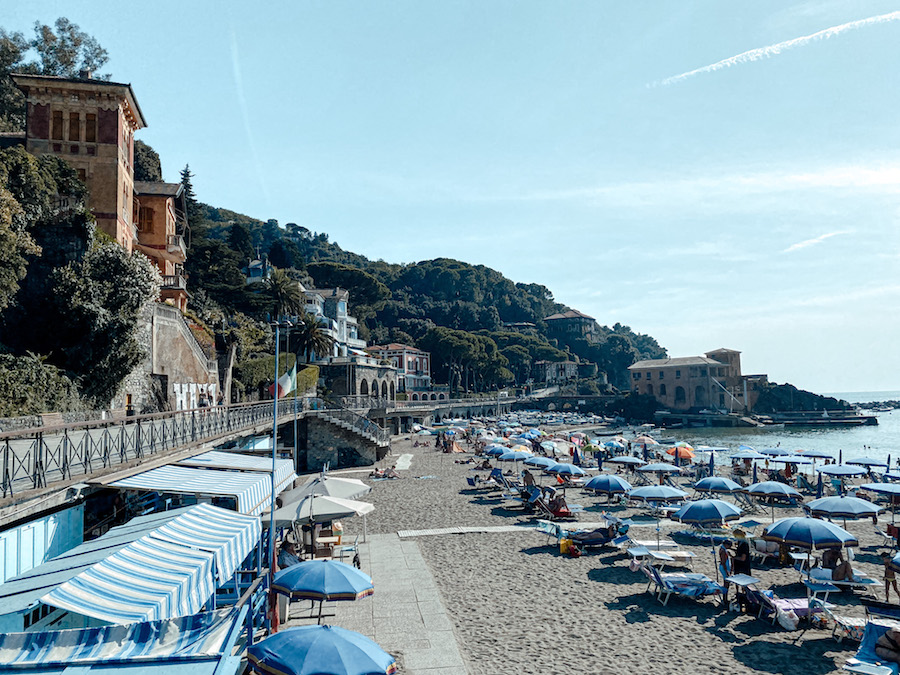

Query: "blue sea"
left=671, top=390, right=900, bottom=467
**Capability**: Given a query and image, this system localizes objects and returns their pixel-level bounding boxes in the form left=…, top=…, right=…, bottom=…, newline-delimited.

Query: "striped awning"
left=0, top=607, right=241, bottom=668
left=110, top=463, right=294, bottom=515
left=177, top=450, right=296, bottom=490
left=148, top=503, right=260, bottom=583
left=41, top=536, right=216, bottom=624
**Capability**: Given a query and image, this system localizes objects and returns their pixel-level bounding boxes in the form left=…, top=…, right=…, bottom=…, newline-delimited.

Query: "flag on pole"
left=269, top=363, right=297, bottom=399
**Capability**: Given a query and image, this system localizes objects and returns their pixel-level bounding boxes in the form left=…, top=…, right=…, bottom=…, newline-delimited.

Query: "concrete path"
left=284, top=533, right=468, bottom=674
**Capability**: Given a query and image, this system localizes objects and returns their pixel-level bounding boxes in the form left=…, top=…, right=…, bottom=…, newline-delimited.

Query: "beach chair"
left=810, top=567, right=879, bottom=595
left=642, top=563, right=722, bottom=606
left=749, top=537, right=779, bottom=567
left=796, top=473, right=817, bottom=494
left=335, top=534, right=360, bottom=563
left=810, top=599, right=868, bottom=644
left=734, top=491, right=761, bottom=514
left=875, top=525, right=897, bottom=549
left=844, top=619, right=900, bottom=674
left=466, top=476, right=499, bottom=490
left=743, top=587, right=819, bottom=628
left=863, top=598, right=900, bottom=622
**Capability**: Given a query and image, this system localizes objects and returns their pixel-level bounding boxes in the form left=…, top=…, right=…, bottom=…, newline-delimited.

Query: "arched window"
left=438, top=393, right=445, bottom=400
left=360, top=379, right=369, bottom=395
left=381, top=381, right=388, bottom=398
left=659, top=383, right=667, bottom=396
left=411, top=393, right=418, bottom=401
left=390, top=382, right=396, bottom=400
left=371, top=380, right=378, bottom=397
left=674, top=386, right=686, bottom=404
left=646, top=384, right=653, bottom=396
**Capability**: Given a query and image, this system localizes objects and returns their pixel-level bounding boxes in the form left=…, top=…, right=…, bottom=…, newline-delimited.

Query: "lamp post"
left=268, top=319, right=292, bottom=632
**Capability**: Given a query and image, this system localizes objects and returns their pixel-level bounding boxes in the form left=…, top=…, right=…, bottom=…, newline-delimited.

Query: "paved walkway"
left=283, top=533, right=468, bottom=674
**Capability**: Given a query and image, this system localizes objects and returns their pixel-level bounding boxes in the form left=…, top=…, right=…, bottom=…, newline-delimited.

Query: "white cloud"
left=782, top=230, right=851, bottom=253
left=654, top=10, right=900, bottom=86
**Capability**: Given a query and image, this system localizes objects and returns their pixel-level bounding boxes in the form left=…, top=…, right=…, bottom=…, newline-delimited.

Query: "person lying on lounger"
left=822, top=548, right=854, bottom=582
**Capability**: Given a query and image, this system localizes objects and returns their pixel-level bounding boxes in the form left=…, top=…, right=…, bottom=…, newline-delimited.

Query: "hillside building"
left=543, top=309, right=601, bottom=343
left=628, top=348, right=768, bottom=413
left=366, top=343, right=432, bottom=394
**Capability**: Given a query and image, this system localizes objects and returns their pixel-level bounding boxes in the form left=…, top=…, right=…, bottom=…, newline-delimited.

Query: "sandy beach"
left=336, top=431, right=890, bottom=675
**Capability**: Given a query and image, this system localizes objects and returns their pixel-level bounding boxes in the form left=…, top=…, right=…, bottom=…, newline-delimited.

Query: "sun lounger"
left=863, top=598, right=900, bottom=622
left=844, top=620, right=900, bottom=674
left=642, top=563, right=723, bottom=606
left=875, top=526, right=897, bottom=549
left=629, top=546, right=695, bottom=569
left=743, top=587, right=820, bottom=629
left=810, top=599, right=868, bottom=643
left=810, top=567, right=878, bottom=595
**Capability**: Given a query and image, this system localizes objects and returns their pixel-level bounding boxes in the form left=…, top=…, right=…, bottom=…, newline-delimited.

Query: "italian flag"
left=269, top=364, right=297, bottom=399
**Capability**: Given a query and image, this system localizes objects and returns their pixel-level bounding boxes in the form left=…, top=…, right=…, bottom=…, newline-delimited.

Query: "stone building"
left=12, top=73, right=145, bottom=252
left=366, top=343, right=431, bottom=394
left=628, top=348, right=768, bottom=413
left=532, top=360, right=579, bottom=385
left=316, top=357, right=398, bottom=403
left=543, top=309, right=601, bottom=343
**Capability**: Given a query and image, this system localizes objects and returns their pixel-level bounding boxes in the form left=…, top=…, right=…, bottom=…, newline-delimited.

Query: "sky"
left=3, top=1, right=900, bottom=394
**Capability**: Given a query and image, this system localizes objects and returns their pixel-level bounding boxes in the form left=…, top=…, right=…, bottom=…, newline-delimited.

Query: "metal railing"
left=307, top=398, right=391, bottom=446
left=0, top=400, right=297, bottom=498
left=161, top=274, right=187, bottom=290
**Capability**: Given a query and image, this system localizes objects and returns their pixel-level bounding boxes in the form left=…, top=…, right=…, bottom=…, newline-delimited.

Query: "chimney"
left=78, top=69, right=92, bottom=79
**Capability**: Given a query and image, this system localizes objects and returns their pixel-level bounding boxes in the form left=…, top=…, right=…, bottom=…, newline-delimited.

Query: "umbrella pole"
left=318, top=599, right=324, bottom=624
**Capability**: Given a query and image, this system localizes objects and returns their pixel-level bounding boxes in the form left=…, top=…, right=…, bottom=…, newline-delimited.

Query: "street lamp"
left=268, top=318, right=292, bottom=631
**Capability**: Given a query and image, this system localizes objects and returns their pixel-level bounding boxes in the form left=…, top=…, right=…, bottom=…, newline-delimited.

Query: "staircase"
left=307, top=409, right=391, bottom=448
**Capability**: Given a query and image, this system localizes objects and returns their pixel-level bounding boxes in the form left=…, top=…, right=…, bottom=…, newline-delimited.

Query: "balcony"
left=167, top=234, right=187, bottom=261
left=135, top=234, right=186, bottom=264
left=161, top=274, right=187, bottom=290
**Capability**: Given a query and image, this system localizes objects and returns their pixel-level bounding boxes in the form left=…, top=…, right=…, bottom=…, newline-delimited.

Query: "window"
left=52, top=110, right=63, bottom=140
left=633, top=372, right=641, bottom=380
left=675, top=369, right=681, bottom=379
left=647, top=384, right=653, bottom=395
left=659, top=371, right=664, bottom=379
left=86, top=146, right=95, bottom=155
left=85, top=113, right=96, bottom=142
left=659, top=384, right=667, bottom=396
left=137, top=206, right=153, bottom=232
left=77, top=168, right=86, bottom=182
left=700, top=368, right=707, bottom=376
left=69, top=112, right=80, bottom=141
left=69, top=145, right=79, bottom=154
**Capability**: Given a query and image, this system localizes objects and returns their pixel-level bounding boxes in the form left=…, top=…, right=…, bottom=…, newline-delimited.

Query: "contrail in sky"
left=657, top=10, right=900, bottom=86
left=782, top=231, right=849, bottom=254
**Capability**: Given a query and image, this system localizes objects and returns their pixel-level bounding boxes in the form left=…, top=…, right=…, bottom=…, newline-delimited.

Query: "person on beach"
left=718, top=540, right=734, bottom=605
left=278, top=541, right=301, bottom=568
left=385, top=465, right=401, bottom=479
left=523, top=470, right=535, bottom=488
left=822, top=548, right=854, bottom=581
left=732, top=530, right=751, bottom=575
left=882, top=552, right=900, bottom=602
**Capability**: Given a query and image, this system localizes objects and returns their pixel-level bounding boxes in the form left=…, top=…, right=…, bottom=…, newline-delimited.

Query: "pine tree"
left=179, top=164, right=205, bottom=231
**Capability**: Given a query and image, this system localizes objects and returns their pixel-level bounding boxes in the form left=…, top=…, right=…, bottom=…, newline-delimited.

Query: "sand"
left=340, top=432, right=888, bottom=674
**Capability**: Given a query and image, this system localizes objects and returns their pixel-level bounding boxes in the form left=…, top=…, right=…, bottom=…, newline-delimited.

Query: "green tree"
left=229, top=222, right=254, bottom=262
left=0, top=353, right=82, bottom=416
left=134, top=140, right=162, bottom=182
left=179, top=165, right=205, bottom=232
left=294, top=312, right=334, bottom=363
left=51, top=243, right=160, bottom=406
left=265, top=267, right=304, bottom=318
left=0, top=28, right=30, bottom=131
left=30, top=18, right=109, bottom=78
left=268, top=238, right=300, bottom=269
left=0, top=186, right=39, bottom=310
left=306, top=261, right=391, bottom=321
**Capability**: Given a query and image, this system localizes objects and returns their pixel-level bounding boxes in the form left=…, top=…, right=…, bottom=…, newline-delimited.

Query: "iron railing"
left=0, top=400, right=296, bottom=498
left=306, top=398, right=391, bottom=445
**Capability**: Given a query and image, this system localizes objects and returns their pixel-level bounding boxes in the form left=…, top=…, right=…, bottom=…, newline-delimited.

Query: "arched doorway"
left=646, top=384, right=654, bottom=396
left=381, top=381, right=388, bottom=398
left=390, top=382, right=395, bottom=400
left=659, top=384, right=667, bottom=396
left=674, top=386, right=686, bottom=405
left=370, top=380, right=378, bottom=398
left=360, top=379, right=369, bottom=396
left=695, top=386, right=707, bottom=405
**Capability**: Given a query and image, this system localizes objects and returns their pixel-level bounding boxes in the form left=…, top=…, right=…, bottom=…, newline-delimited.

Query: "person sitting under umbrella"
left=278, top=541, right=302, bottom=569
left=548, top=490, right=570, bottom=517
left=822, top=548, right=854, bottom=581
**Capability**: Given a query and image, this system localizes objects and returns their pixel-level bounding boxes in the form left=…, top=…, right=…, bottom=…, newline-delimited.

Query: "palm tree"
left=295, top=312, right=334, bottom=363
left=265, top=267, right=304, bottom=318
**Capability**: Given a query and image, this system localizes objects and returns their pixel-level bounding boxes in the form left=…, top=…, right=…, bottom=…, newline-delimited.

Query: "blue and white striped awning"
left=177, top=450, right=295, bottom=491
left=41, top=536, right=216, bottom=624
left=110, top=463, right=293, bottom=515
left=147, top=503, right=260, bottom=583
left=0, top=607, right=241, bottom=669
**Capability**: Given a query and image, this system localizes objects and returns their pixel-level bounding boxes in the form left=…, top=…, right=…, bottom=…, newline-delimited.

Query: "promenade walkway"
left=283, top=534, right=468, bottom=674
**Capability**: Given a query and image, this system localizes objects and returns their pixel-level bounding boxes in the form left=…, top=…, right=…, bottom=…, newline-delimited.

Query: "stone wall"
left=111, top=303, right=218, bottom=412
left=303, top=416, right=381, bottom=473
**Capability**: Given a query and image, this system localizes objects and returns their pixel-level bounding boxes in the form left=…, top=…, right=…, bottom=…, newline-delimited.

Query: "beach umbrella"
left=800, top=449, right=834, bottom=460
left=887, top=553, right=900, bottom=576
left=582, top=444, right=602, bottom=454
left=247, top=625, right=397, bottom=675
left=752, top=463, right=758, bottom=483
left=818, top=464, right=867, bottom=477
left=816, top=472, right=824, bottom=499
left=283, top=476, right=371, bottom=504
left=547, top=463, right=587, bottom=477
left=628, top=485, right=687, bottom=502
left=666, top=447, right=695, bottom=460
left=273, top=560, right=374, bottom=623
left=738, top=444, right=755, bottom=452
left=637, top=463, right=682, bottom=474
left=708, top=449, right=715, bottom=478
left=603, top=440, right=625, bottom=450
left=634, top=435, right=658, bottom=445
left=584, top=474, right=632, bottom=496
left=747, top=481, right=802, bottom=522
left=807, top=496, right=882, bottom=528
left=759, top=448, right=789, bottom=457
left=762, top=517, right=858, bottom=551
left=770, top=455, right=813, bottom=465
left=540, top=441, right=557, bottom=453
left=484, top=445, right=507, bottom=456
left=673, top=499, right=742, bottom=526
left=693, top=477, right=744, bottom=495
left=860, top=483, right=900, bottom=523
left=608, top=455, right=646, bottom=466
left=498, top=450, right=532, bottom=462
left=847, top=457, right=889, bottom=468
left=885, top=472, right=900, bottom=482
left=524, top=455, right=557, bottom=469
left=732, top=450, right=767, bottom=460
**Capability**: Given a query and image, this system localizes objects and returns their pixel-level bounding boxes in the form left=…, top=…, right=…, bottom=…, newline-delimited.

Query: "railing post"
left=191, top=411, right=197, bottom=442
left=33, top=432, right=45, bottom=489
left=135, top=418, right=143, bottom=458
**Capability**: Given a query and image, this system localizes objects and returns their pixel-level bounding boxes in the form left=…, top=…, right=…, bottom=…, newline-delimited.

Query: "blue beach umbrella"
left=273, top=560, right=375, bottom=624
left=771, top=455, right=813, bottom=465
left=816, top=472, right=823, bottom=499
left=524, top=456, right=557, bottom=469
left=637, top=463, right=682, bottom=474
left=673, top=499, right=742, bottom=526
left=708, top=450, right=715, bottom=476
left=752, top=463, right=758, bottom=483
left=807, top=496, right=882, bottom=521
left=732, top=449, right=767, bottom=460
left=629, top=485, right=687, bottom=502
left=847, top=457, right=889, bottom=468
left=548, top=463, right=586, bottom=476
left=484, top=445, right=507, bottom=457
left=818, top=464, right=867, bottom=477
left=800, top=449, right=834, bottom=460
left=498, top=450, right=532, bottom=462
left=861, top=482, right=900, bottom=523
left=603, top=440, right=624, bottom=450
left=762, top=517, right=858, bottom=551
left=759, top=448, right=789, bottom=457
left=608, top=455, right=646, bottom=466
left=248, top=625, right=397, bottom=675
left=584, top=474, right=632, bottom=495
left=693, top=477, right=744, bottom=495
left=748, top=481, right=802, bottom=522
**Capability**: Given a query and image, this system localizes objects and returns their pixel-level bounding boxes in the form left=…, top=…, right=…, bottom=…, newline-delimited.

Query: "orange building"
left=11, top=73, right=146, bottom=252
left=134, top=182, right=189, bottom=311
